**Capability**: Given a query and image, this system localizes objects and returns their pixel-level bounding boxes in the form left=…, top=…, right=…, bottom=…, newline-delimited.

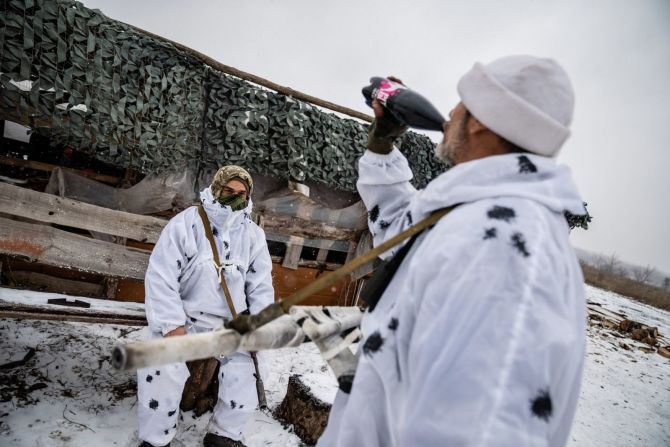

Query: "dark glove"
left=367, top=109, right=409, bottom=154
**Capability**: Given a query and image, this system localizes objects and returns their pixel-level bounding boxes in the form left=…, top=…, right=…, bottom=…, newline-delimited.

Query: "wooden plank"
left=282, top=236, right=304, bottom=270
left=271, top=264, right=347, bottom=306
left=254, top=211, right=359, bottom=241
left=7, top=270, right=104, bottom=297
left=265, top=232, right=350, bottom=253
left=0, top=310, right=146, bottom=326
left=0, top=217, right=150, bottom=280
left=0, top=182, right=167, bottom=243
left=350, top=231, right=374, bottom=280
left=0, top=155, right=119, bottom=185
left=316, top=248, right=329, bottom=263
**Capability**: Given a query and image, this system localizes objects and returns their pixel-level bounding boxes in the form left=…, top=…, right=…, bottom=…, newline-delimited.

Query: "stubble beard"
left=434, top=111, right=470, bottom=166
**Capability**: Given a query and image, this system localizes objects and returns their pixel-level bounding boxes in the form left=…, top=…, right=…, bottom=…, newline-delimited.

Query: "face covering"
left=217, top=194, right=248, bottom=211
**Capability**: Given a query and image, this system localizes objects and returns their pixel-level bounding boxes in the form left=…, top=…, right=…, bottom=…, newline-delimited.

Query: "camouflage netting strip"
left=0, top=0, right=445, bottom=191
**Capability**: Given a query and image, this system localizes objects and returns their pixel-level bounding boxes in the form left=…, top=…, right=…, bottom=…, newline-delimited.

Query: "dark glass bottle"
left=362, top=77, right=446, bottom=132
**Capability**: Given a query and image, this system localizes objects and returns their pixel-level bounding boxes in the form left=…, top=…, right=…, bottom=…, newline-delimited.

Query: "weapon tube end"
left=111, top=345, right=127, bottom=370
left=337, top=374, right=354, bottom=394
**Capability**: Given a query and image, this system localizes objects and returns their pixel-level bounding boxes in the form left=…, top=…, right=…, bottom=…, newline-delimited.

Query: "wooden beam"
left=350, top=231, right=374, bottom=280
left=0, top=217, right=150, bottom=280
left=0, top=155, right=119, bottom=185
left=0, top=310, right=146, bottom=326
left=254, top=211, right=360, bottom=241
left=127, top=25, right=374, bottom=124
left=7, top=270, right=104, bottom=297
left=283, top=236, right=304, bottom=270
left=270, top=256, right=340, bottom=271
left=0, top=182, right=167, bottom=243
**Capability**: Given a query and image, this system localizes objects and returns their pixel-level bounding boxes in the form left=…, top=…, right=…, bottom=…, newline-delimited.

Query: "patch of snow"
left=1, top=285, right=668, bottom=446
left=567, top=286, right=670, bottom=446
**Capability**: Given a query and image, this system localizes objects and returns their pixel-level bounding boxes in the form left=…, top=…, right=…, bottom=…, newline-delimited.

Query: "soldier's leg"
left=207, top=351, right=259, bottom=441
left=137, top=333, right=190, bottom=446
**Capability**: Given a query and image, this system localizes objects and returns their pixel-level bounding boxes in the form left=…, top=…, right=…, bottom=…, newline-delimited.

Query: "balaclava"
left=210, top=165, right=253, bottom=211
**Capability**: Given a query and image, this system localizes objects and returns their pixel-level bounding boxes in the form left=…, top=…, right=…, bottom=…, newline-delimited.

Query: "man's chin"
left=434, top=142, right=454, bottom=167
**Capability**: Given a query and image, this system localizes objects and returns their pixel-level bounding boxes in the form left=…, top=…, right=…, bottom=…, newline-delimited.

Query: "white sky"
left=82, top=0, right=670, bottom=273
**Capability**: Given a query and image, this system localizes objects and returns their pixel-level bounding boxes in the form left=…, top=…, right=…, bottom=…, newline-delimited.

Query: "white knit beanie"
left=457, top=55, right=575, bottom=157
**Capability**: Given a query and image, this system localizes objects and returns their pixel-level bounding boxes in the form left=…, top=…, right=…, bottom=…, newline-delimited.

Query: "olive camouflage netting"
left=0, top=0, right=445, bottom=192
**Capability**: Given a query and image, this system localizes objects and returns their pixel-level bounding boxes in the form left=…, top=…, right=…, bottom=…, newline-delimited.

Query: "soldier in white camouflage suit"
left=319, top=56, right=588, bottom=447
left=137, top=165, right=274, bottom=447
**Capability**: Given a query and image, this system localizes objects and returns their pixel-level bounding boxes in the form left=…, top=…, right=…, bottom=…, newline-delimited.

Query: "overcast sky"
left=82, top=0, right=670, bottom=273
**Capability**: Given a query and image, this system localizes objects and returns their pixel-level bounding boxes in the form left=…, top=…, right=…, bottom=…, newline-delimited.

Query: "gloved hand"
left=367, top=99, right=409, bottom=154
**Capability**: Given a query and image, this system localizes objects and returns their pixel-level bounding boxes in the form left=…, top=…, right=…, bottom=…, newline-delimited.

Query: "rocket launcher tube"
left=112, top=307, right=362, bottom=371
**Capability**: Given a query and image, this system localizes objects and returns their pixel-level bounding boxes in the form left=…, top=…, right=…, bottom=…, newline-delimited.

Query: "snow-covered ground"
left=0, top=285, right=668, bottom=446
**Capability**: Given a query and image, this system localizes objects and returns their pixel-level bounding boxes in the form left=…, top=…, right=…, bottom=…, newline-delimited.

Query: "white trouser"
left=137, top=326, right=260, bottom=446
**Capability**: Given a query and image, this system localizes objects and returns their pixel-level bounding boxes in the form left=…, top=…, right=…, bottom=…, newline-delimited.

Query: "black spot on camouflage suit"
left=388, top=318, right=399, bottom=331
left=483, top=227, right=497, bottom=240
left=223, top=241, right=230, bottom=250
left=186, top=253, right=195, bottom=263
left=530, top=389, right=553, bottom=422
left=146, top=375, right=153, bottom=383
left=487, top=205, right=516, bottom=222
left=212, top=226, right=219, bottom=237
left=363, top=331, right=384, bottom=356
left=164, top=429, right=169, bottom=435
left=369, top=205, right=380, bottom=223
left=517, top=155, right=538, bottom=174
left=230, top=400, right=237, bottom=409
left=149, top=399, right=159, bottom=410
left=168, top=409, right=176, bottom=417
left=176, top=259, right=182, bottom=270
left=379, top=220, right=391, bottom=230
left=510, top=232, right=531, bottom=257
left=155, top=370, right=160, bottom=376
left=406, top=211, right=413, bottom=226
left=247, top=262, right=256, bottom=274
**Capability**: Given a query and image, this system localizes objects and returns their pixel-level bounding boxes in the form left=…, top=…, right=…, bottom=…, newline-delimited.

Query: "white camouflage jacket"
left=318, top=148, right=587, bottom=447
left=144, top=187, right=274, bottom=335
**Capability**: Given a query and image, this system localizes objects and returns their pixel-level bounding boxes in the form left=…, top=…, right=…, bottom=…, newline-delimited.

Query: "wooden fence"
left=0, top=181, right=371, bottom=306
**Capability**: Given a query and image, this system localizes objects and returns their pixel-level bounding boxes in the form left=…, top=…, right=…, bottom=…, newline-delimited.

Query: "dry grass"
left=581, top=263, right=670, bottom=312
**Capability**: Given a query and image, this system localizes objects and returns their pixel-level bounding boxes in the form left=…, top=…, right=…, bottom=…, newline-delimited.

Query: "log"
left=0, top=309, right=146, bottom=326
left=274, top=375, right=332, bottom=445
left=0, top=217, right=150, bottom=280
left=181, top=358, right=220, bottom=416
left=0, top=155, right=119, bottom=185
left=0, top=182, right=166, bottom=243
left=7, top=270, right=104, bottom=297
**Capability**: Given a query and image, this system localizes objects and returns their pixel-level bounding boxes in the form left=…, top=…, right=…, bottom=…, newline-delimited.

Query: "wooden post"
left=283, top=235, right=304, bottom=270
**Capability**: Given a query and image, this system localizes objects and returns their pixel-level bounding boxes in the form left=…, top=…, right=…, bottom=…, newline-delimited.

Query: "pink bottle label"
left=373, top=79, right=406, bottom=106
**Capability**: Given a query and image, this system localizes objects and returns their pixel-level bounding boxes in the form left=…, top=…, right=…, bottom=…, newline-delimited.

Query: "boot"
left=203, top=432, right=246, bottom=447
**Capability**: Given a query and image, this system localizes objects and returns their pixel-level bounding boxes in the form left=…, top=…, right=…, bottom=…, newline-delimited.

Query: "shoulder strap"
left=197, top=205, right=238, bottom=318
